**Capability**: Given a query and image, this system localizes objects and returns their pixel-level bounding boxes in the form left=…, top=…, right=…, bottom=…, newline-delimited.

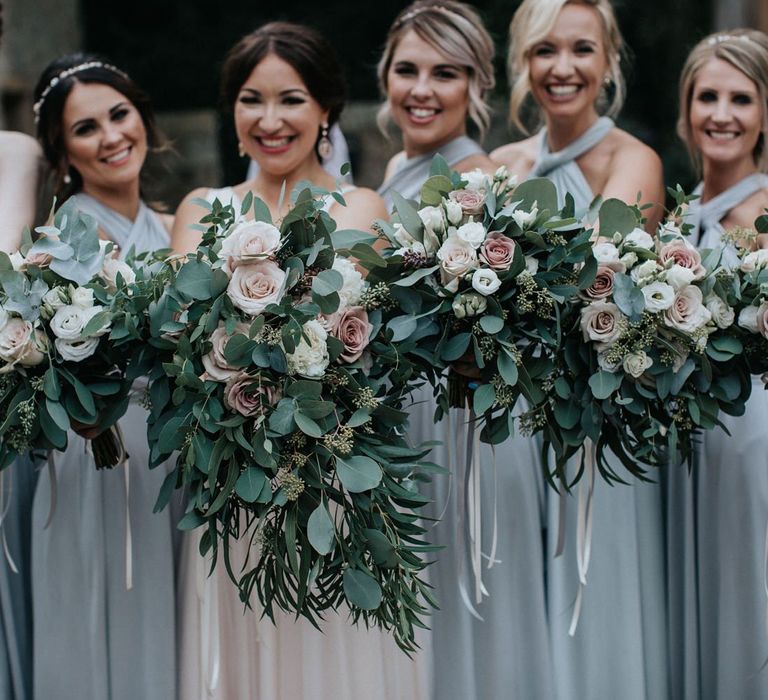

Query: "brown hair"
left=678, top=29, right=768, bottom=174
left=221, top=21, right=346, bottom=128
left=33, top=52, right=164, bottom=199
left=376, top=1, right=495, bottom=138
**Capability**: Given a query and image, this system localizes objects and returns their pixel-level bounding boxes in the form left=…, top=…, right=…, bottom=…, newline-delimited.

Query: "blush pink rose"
left=226, top=260, right=286, bottom=316
left=480, top=232, right=516, bottom=271
left=224, top=371, right=278, bottom=417
left=579, top=300, right=623, bottom=349
left=330, top=306, right=373, bottom=363
left=0, top=319, right=46, bottom=369
left=202, top=321, right=250, bottom=381
left=436, top=235, right=478, bottom=290
left=756, top=301, right=768, bottom=339
left=581, top=265, right=615, bottom=300
left=663, top=285, right=712, bottom=333
left=658, top=239, right=705, bottom=280
left=449, top=189, right=485, bottom=216
left=221, top=220, right=281, bottom=272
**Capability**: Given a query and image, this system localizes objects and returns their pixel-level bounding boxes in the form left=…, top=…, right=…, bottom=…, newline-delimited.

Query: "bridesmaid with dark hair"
left=668, top=29, right=768, bottom=700
left=172, top=22, right=428, bottom=700
left=0, top=3, right=43, bottom=698
left=30, top=52, right=177, bottom=700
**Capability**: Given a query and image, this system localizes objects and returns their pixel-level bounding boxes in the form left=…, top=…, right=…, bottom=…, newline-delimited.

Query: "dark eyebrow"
left=109, top=101, right=129, bottom=115
left=239, top=88, right=310, bottom=97
left=70, top=116, right=95, bottom=133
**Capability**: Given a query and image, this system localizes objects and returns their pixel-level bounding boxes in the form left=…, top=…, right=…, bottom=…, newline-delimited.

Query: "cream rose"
left=221, top=220, right=281, bottom=270
left=456, top=221, right=487, bottom=249
left=480, top=232, right=516, bottom=271
left=332, top=256, right=367, bottom=309
left=71, top=286, right=95, bottom=309
left=580, top=300, right=624, bottom=348
left=330, top=306, right=373, bottom=363
left=664, top=286, right=712, bottom=333
left=740, top=249, right=768, bottom=273
left=226, top=260, right=286, bottom=316
left=100, top=257, right=136, bottom=292
left=738, top=306, right=760, bottom=333
left=664, top=264, right=696, bottom=291
left=287, top=319, right=329, bottom=378
left=623, top=350, right=653, bottom=378
left=437, top=235, right=478, bottom=286
left=705, top=295, right=735, bottom=329
left=418, top=205, right=446, bottom=234
left=0, top=319, right=46, bottom=367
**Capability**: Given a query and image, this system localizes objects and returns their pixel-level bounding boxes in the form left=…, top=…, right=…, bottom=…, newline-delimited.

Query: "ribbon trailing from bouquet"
left=0, top=470, right=19, bottom=573
left=197, top=536, right=221, bottom=695
left=568, top=438, right=596, bottom=637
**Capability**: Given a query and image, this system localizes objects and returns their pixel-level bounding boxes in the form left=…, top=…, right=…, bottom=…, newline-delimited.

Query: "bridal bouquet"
left=372, top=159, right=595, bottom=448
left=146, top=187, right=431, bottom=651
left=538, top=192, right=751, bottom=482
left=0, top=200, right=150, bottom=469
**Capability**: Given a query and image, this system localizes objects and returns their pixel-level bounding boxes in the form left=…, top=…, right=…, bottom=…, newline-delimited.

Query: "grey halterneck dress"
left=530, top=117, right=669, bottom=700
left=381, top=136, right=556, bottom=700
left=667, top=173, right=768, bottom=700
left=31, top=194, right=177, bottom=700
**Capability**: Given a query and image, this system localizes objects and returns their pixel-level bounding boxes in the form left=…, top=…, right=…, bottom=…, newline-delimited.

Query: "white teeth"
left=409, top=108, right=437, bottom=118
left=548, top=85, right=579, bottom=96
left=707, top=131, right=738, bottom=140
left=260, top=137, right=291, bottom=147
left=104, top=148, right=130, bottom=163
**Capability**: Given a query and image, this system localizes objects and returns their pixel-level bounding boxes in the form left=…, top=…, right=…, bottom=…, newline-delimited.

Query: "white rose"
left=525, top=256, right=539, bottom=275
left=738, top=306, right=760, bottom=333
left=71, top=286, right=95, bottom=309
left=664, top=264, right=696, bottom=291
left=592, top=242, right=621, bottom=266
left=392, top=223, right=415, bottom=249
left=597, top=351, right=621, bottom=373
left=287, top=319, right=329, bottom=378
left=226, top=260, right=287, bottom=316
left=580, top=300, right=624, bottom=349
left=436, top=235, right=478, bottom=285
left=740, top=249, right=768, bottom=273
left=624, top=228, right=654, bottom=250
left=705, top=295, right=735, bottom=329
left=100, top=257, right=136, bottom=292
left=0, top=319, right=46, bottom=367
left=471, top=268, right=502, bottom=296
left=460, top=169, right=490, bottom=193
left=630, top=259, right=659, bottom=286
left=418, top=205, right=446, bottom=234
left=511, top=203, right=538, bottom=230
left=641, top=281, right=675, bottom=312
left=332, top=256, right=367, bottom=309
left=456, top=221, right=487, bottom=249
left=220, top=219, right=281, bottom=270
left=623, top=350, right=653, bottom=378
left=55, top=336, right=100, bottom=362
left=664, top=286, right=712, bottom=333
left=50, top=305, right=91, bottom=340
left=444, top=199, right=463, bottom=226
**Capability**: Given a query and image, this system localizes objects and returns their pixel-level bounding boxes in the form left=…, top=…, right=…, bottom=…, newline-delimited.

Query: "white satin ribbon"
left=569, top=439, right=596, bottom=637
left=198, top=539, right=221, bottom=695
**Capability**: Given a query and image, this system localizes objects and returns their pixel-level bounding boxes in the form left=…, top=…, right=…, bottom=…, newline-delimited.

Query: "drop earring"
left=318, top=123, right=333, bottom=160
left=63, top=170, right=72, bottom=185
left=238, top=141, right=246, bottom=158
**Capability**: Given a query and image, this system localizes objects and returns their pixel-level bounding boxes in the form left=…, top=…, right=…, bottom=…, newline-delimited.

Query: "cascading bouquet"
left=536, top=191, right=752, bottom=483
left=371, top=159, right=595, bottom=448
left=725, top=211, right=768, bottom=378
left=0, top=200, right=151, bottom=469
left=146, top=187, right=431, bottom=651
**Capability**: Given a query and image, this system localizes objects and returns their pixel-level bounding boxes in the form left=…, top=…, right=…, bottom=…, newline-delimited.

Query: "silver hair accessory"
left=397, top=4, right=463, bottom=26
left=33, top=61, right=129, bottom=123
left=707, top=34, right=757, bottom=47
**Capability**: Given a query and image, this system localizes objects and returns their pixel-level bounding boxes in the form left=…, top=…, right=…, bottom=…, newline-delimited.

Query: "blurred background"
left=2, top=0, right=767, bottom=208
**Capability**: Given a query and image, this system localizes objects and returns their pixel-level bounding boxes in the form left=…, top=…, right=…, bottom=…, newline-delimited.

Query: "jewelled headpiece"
left=707, top=33, right=757, bottom=48
left=33, top=61, right=129, bottom=123
left=396, top=4, right=463, bottom=27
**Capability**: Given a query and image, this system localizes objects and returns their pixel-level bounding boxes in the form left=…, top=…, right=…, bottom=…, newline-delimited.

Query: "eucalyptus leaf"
left=307, top=503, right=335, bottom=555
left=343, top=568, right=383, bottom=610
left=588, top=370, right=623, bottom=399
left=336, top=455, right=383, bottom=492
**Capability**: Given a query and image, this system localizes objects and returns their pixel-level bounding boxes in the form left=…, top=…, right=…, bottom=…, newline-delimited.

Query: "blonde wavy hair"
left=507, top=0, right=624, bottom=133
left=678, top=29, right=768, bottom=174
left=376, top=1, right=495, bottom=139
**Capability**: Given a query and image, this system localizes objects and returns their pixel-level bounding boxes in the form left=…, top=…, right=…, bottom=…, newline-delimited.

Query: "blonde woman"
left=492, top=2, right=668, bottom=699
left=377, top=4, right=556, bottom=698
left=669, top=29, right=768, bottom=700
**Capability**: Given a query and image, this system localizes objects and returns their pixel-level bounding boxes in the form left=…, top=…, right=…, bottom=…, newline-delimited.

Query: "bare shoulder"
left=607, top=129, right=662, bottom=172
left=158, top=212, right=175, bottom=234
left=383, top=151, right=406, bottom=182
left=0, top=131, right=42, bottom=161
left=490, top=135, right=539, bottom=176
left=176, top=187, right=211, bottom=213
left=730, top=186, right=768, bottom=229
left=334, top=187, right=387, bottom=230
left=452, top=152, right=496, bottom=175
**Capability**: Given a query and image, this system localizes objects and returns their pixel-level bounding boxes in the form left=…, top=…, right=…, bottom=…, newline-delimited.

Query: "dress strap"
left=530, top=117, right=615, bottom=178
